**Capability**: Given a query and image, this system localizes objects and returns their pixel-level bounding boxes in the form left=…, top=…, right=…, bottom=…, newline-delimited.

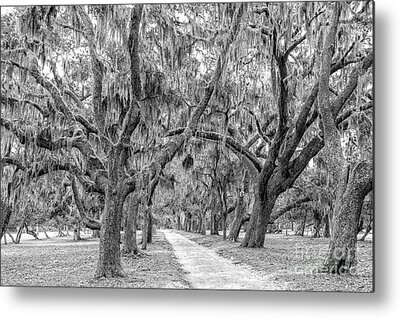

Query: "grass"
left=1, top=231, right=190, bottom=289
left=178, top=230, right=373, bottom=292
left=1, top=229, right=373, bottom=292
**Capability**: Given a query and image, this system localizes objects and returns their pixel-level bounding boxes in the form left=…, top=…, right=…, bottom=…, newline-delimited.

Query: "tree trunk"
left=7, top=230, right=15, bottom=243
left=147, top=208, right=153, bottom=244
left=210, top=205, right=219, bottom=235
left=15, top=215, right=27, bottom=244
left=92, top=210, right=100, bottom=238
left=222, top=213, right=227, bottom=239
left=242, top=178, right=278, bottom=247
left=191, top=216, right=197, bottom=233
left=95, top=188, right=125, bottom=278
left=323, top=213, right=331, bottom=238
left=58, top=225, right=65, bottom=237
left=184, top=212, right=191, bottom=232
left=322, top=161, right=372, bottom=273
left=312, top=208, right=321, bottom=238
left=200, top=210, right=206, bottom=235
left=176, top=214, right=181, bottom=230
left=73, top=223, right=81, bottom=241
left=15, top=225, right=24, bottom=244
left=1, top=201, right=13, bottom=240
left=301, top=209, right=307, bottom=236
left=228, top=192, right=246, bottom=242
left=40, top=226, right=50, bottom=239
left=141, top=207, right=149, bottom=250
left=122, top=196, right=139, bottom=255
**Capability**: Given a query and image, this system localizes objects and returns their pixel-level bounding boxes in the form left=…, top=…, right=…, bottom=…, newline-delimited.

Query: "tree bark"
left=141, top=206, right=149, bottom=250
left=323, top=213, right=331, bottom=238
left=199, top=210, right=206, bottom=235
left=312, top=208, right=322, bottom=238
left=210, top=207, right=219, bottom=235
left=0, top=200, right=13, bottom=240
left=227, top=197, right=245, bottom=241
left=92, top=210, right=100, bottom=238
left=242, top=176, right=278, bottom=247
left=95, top=189, right=125, bottom=277
left=73, top=224, right=81, bottom=241
left=95, top=147, right=126, bottom=278
left=321, top=161, right=372, bottom=273
left=122, top=196, right=140, bottom=254
left=147, top=208, right=153, bottom=244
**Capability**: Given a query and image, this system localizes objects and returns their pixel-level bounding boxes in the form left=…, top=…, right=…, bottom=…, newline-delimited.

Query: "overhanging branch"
left=167, top=128, right=262, bottom=172
left=270, top=196, right=312, bottom=222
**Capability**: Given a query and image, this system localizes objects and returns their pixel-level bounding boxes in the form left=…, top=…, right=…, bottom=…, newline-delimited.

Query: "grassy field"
left=1, top=231, right=190, bottom=289
left=1, top=229, right=373, bottom=292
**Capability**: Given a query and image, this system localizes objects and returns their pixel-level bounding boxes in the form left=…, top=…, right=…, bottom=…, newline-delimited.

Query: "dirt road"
left=162, top=230, right=284, bottom=290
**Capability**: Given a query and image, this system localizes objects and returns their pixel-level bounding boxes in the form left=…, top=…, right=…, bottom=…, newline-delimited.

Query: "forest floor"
left=176, top=230, right=373, bottom=292
left=0, top=231, right=190, bottom=289
left=1, top=229, right=373, bottom=292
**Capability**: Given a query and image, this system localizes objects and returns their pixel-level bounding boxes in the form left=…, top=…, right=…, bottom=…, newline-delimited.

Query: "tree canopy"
left=1, top=2, right=373, bottom=277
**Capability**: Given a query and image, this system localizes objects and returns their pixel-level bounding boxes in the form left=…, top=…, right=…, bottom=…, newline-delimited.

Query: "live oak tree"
left=1, top=2, right=372, bottom=278
left=167, top=2, right=373, bottom=250
left=317, top=3, right=373, bottom=273
left=1, top=3, right=247, bottom=277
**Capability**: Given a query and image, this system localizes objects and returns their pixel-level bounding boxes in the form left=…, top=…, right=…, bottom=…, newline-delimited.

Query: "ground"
left=177, top=230, right=373, bottom=292
left=1, top=229, right=373, bottom=291
left=1, top=231, right=190, bottom=289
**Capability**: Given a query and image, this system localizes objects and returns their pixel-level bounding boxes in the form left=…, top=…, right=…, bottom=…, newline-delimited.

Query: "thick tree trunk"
left=242, top=178, right=278, bottom=247
left=122, top=196, right=139, bottom=254
left=95, top=188, right=125, bottom=278
left=322, top=161, right=372, bottom=273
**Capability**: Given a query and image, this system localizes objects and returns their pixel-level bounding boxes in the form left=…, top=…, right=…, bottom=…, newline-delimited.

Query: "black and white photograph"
left=1, top=0, right=375, bottom=294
